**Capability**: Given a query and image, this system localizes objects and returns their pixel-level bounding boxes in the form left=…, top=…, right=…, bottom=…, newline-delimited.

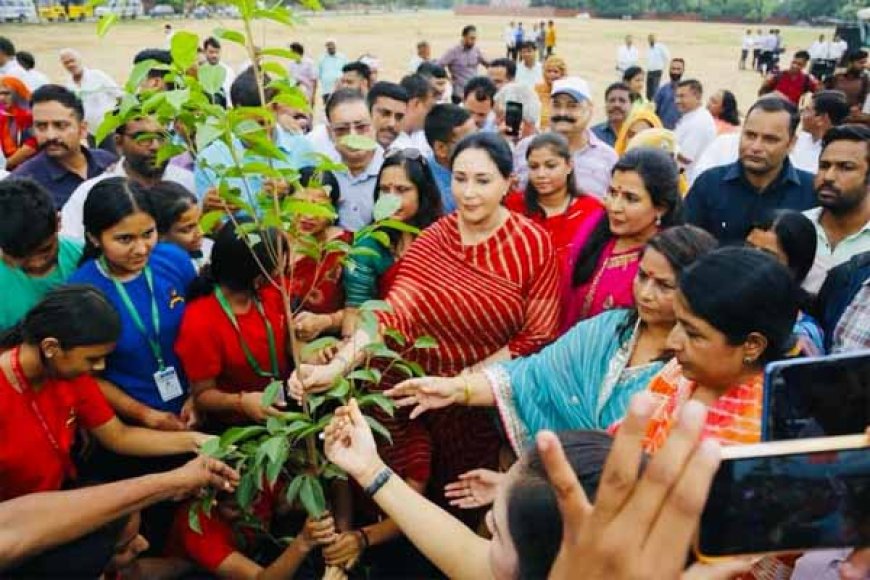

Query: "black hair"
left=230, top=67, right=276, bottom=108
left=523, top=133, right=578, bottom=218
left=367, top=81, right=408, bottom=111
left=676, top=78, right=703, bottom=97
left=748, top=210, right=816, bottom=284
left=289, top=42, right=304, bottom=56
left=342, top=61, right=372, bottom=84
left=463, top=76, right=497, bottom=103
left=80, top=177, right=155, bottom=266
left=424, top=103, right=472, bottom=148
left=450, top=132, right=513, bottom=178
left=0, top=36, right=14, bottom=57
left=187, top=219, right=284, bottom=301
left=133, top=48, right=172, bottom=81
left=671, top=57, right=686, bottom=66
left=622, top=65, right=644, bottom=84
left=400, top=73, right=434, bottom=102
left=16, top=51, right=35, bottom=70
left=509, top=430, right=615, bottom=579
left=374, top=150, right=443, bottom=247
left=0, top=178, right=57, bottom=258
left=148, top=181, right=198, bottom=235
left=461, top=25, right=476, bottom=37
left=604, top=82, right=631, bottom=99
left=30, top=84, right=84, bottom=122
left=489, top=58, right=517, bottom=80
left=794, top=50, right=810, bottom=61
left=746, top=97, right=800, bottom=137
left=573, top=147, right=683, bottom=287
left=848, top=50, right=868, bottom=63
left=821, top=123, right=870, bottom=170
left=680, top=247, right=798, bottom=364
left=416, top=61, right=447, bottom=80
left=325, top=88, right=366, bottom=122
left=812, top=91, right=850, bottom=126
left=0, top=285, right=121, bottom=350
left=520, top=40, right=537, bottom=52
left=299, top=167, right=341, bottom=208
left=616, top=225, right=719, bottom=346
left=203, top=36, right=221, bottom=50
left=718, top=90, right=740, bottom=126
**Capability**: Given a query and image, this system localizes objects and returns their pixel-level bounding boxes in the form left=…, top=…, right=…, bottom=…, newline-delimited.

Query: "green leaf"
left=199, top=64, right=227, bottom=95
left=125, top=59, right=162, bottom=94
left=94, top=113, right=122, bottom=151
left=299, top=476, right=327, bottom=519
left=171, top=31, right=199, bottom=72
left=187, top=503, right=203, bottom=534
left=285, top=474, right=305, bottom=508
left=359, top=299, right=392, bottom=313
left=359, top=310, right=378, bottom=341
left=349, top=245, right=381, bottom=259
left=300, top=336, right=339, bottom=360
left=195, top=123, right=224, bottom=153
left=259, top=47, right=301, bottom=61
left=373, top=193, right=402, bottom=222
left=165, top=89, right=190, bottom=113
left=236, top=471, right=258, bottom=509
left=347, top=368, right=381, bottom=384
left=252, top=5, right=298, bottom=26
left=281, top=197, right=336, bottom=220
left=339, top=134, right=378, bottom=152
left=265, top=442, right=288, bottom=484
left=155, top=142, right=186, bottom=168
left=327, top=377, right=350, bottom=399
left=220, top=425, right=267, bottom=448
left=380, top=218, right=420, bottom=235
left=307, top=394, right=326, bottom=416
left=199, top=210, right=225, bottom=234
left=358, top=393, right=396, bottom=417
left=266, top=416, right=283, bottom=435
left=413, top=335, right=438, bottom=350
left=365, top=415, right=393, bottom=444
left=261, top=380, right=283, bottom=408
left=270, top=91, right=310, bottom=112
left=321, top=463, right=346, bottom=480
left=199, top=436, right=221, bottom=457
left=96, top=12, right=118, bottom=38
left=214, top=27, right=247, bottom=46
left=383, top=328, right=407, bottom=347
left=260, top=61, right=289, bottom=79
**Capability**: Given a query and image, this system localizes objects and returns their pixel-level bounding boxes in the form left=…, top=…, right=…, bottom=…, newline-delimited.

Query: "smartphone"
left=505, top=101, right=523, bottom=137
left=762, top=351, right=870, bottom=441
left=696, top=434, right=870, bottom=560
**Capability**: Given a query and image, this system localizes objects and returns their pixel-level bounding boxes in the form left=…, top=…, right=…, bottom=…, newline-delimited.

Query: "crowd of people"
left=0, top=18, right=868, bottom=580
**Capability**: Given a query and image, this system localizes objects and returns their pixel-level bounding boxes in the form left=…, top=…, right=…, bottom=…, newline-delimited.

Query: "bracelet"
left=462, top=375, right=472, bottom=405
left=363, top=467, right=393, bottom=496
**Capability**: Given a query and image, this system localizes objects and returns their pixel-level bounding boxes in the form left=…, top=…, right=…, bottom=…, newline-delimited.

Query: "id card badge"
left=154, top=366, right=184, bottom=402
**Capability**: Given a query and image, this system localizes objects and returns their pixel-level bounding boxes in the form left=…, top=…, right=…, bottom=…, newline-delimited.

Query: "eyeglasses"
left=123, top=131, right=170, bottom=145
left=385, top=147, right=427, bottom=166
left=330, top=121, right=371, bottom=138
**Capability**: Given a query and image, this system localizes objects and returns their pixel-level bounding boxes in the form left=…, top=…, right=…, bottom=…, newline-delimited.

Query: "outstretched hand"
left=170, top=455, right=240, bottom=500
left=385, top=376, right=462, bottom=419
left=286, top=364, right=339, bottom=403
left=323, top=399, right=385, bottom=486
left=444, top=469, right=504, bottom=509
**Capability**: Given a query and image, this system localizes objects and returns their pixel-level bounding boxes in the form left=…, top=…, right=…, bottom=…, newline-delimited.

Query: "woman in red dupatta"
left=607, top=247, right=801, bottom=580
left=0, top=76, right=37, bottom=170
left=504, top=132, right=602, bottom=277
left=288, top=133, right=560, bottom=527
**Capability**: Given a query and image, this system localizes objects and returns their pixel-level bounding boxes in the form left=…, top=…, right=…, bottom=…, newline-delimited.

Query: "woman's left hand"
left=444, top=469, right=504, bottom=509
left=322, top=531, right=364, bottom=569
left=294, top=311, right=331, bottom=342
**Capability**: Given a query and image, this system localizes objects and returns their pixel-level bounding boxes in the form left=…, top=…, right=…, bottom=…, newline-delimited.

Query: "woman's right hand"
left=286, top=364, right=340, bottom=403
left=385, top=376, right=464, bottom=419
left=323, top=399, right=386, bottom=487
left=142, top=408, right=187, bottom=431
left=444, top=469, right=504, bottom=509
left=239, top=391, right=285, bottom=422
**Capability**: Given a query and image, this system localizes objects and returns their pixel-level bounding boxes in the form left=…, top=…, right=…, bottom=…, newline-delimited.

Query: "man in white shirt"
left=288, top=42, right=317, bottom=103
left=674, top=79, right=717, bottom=183
left=391, top=73, right=436, bottom=157
left=515, top=41, right=542, bottom=89
left=61, top=115, right=194, bottom=241
left=408, top=41, right=431, bottom=73
left=740, top=29, right=754, bottom=70
left=14, top=52, right=50, bottom=91
left=0, top=37, right=27, bottom=87
left=616, top=35, right=639, bottom=77
left=59, top=48, right=122, bottom=148
left=793, top=90, right=850, bottom=174
left=809, top=34, right=829, bottom=62
left=830, top=35, right=848, bottom=64
left=202, top=37, right=235, bottom=107
left=646, top=34, right=669, bottom=101
left=503, top=22, right=516, bottom=60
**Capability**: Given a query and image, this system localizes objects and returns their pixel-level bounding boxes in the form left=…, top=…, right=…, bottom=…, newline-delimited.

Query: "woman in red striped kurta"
left=288, top=133, right=560, bottom=528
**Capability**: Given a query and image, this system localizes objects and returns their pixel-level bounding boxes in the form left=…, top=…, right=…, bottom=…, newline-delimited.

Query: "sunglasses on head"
left=385, top=147, right=427, bottom=166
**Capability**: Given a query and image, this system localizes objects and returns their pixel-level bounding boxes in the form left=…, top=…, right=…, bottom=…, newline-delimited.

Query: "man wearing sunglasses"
left=59, top=112, right=194, bottom=241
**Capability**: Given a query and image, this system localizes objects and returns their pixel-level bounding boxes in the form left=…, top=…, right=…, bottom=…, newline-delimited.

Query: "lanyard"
left=10, top=347, right=75, bottom=478
left=101, top=258, right=165, bottom=369
left=215, top=287, right=280, bottom=379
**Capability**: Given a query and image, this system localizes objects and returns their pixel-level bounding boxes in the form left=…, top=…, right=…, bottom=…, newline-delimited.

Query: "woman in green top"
left=342, top=149, right=443, bottom=332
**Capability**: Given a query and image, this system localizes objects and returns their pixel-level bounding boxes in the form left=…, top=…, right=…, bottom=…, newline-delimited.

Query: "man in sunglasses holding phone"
left=59, top=112, right=195, bottom=241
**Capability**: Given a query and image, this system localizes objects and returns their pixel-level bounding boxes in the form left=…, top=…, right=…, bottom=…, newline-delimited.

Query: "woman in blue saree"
left=387, top=225, right=718, bottom=455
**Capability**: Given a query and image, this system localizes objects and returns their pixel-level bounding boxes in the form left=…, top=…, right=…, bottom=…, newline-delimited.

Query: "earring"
left=655, top=214, right=662, bottom=227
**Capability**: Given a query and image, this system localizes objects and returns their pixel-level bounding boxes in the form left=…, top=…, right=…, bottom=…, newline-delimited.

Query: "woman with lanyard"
left=0, top=285, right=211, bottom=577
left=176, top=220, right=292, bottom=428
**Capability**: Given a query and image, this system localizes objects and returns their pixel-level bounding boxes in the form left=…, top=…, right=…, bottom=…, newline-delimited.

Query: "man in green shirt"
left=0, top=178, right=83, bottom=331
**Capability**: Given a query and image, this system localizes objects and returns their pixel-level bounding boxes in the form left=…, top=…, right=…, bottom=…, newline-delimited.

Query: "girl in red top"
left=175, top=221, right=292, bottom=427
left=0, top=286, right=209, bottom=575
left=505, top=133, right=603, bottom=276
left=0, top=76, right=36, bottom=170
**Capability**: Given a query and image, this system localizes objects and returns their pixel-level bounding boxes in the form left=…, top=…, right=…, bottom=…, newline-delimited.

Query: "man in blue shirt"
left=423, top=103, right=477, bottom=213
left=652, top=58, right=685, bottom=130
left=592, top=82, right=631, bottom=148
left=317, top=39, right=348, bottom=105
left=11, top=84, right=116, bottom=208
left=686, top=97, right=817, bottom=243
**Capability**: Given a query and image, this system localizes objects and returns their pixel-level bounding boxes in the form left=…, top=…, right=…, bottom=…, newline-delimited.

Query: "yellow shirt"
left=545, top=27, right=556, bottom=48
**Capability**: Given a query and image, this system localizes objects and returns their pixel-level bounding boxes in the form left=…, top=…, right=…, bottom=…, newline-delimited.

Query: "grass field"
left=0, top=12, right=826, bottom=122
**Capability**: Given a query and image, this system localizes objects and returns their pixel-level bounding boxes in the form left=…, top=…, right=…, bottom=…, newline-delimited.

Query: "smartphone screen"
left=764, top=352, right=870, bottom=441
left=505, top=101, right=523, bottom=137
left=698, top=445, right=870, bottom=557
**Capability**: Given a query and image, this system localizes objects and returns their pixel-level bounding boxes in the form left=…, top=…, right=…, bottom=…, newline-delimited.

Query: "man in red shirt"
left=759, top=50, right=819, bottom=106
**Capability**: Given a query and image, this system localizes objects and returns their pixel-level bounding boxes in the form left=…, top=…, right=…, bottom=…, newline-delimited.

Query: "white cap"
left=551, top=76, right=591, bottom=102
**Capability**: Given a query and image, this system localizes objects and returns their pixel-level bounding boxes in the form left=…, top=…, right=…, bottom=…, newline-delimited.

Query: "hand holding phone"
left=505, top=101, right=523, bottom=138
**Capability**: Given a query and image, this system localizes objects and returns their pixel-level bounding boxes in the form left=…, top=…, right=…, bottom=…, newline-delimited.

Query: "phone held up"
left=505, top=101, right=523, bottom=138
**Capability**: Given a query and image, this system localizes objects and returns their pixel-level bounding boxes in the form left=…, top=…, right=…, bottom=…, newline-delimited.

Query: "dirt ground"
left=0, top=12, right=825, bottom=122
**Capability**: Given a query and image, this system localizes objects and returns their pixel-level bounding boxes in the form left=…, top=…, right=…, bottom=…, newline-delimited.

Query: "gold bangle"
left=462, top=375, right=472, bottom=405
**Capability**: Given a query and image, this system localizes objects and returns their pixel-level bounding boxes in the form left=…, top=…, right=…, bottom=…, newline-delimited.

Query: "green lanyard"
left=101, top=258, right=165, bottom=369
left=215, top=287, right=280, bottom=379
